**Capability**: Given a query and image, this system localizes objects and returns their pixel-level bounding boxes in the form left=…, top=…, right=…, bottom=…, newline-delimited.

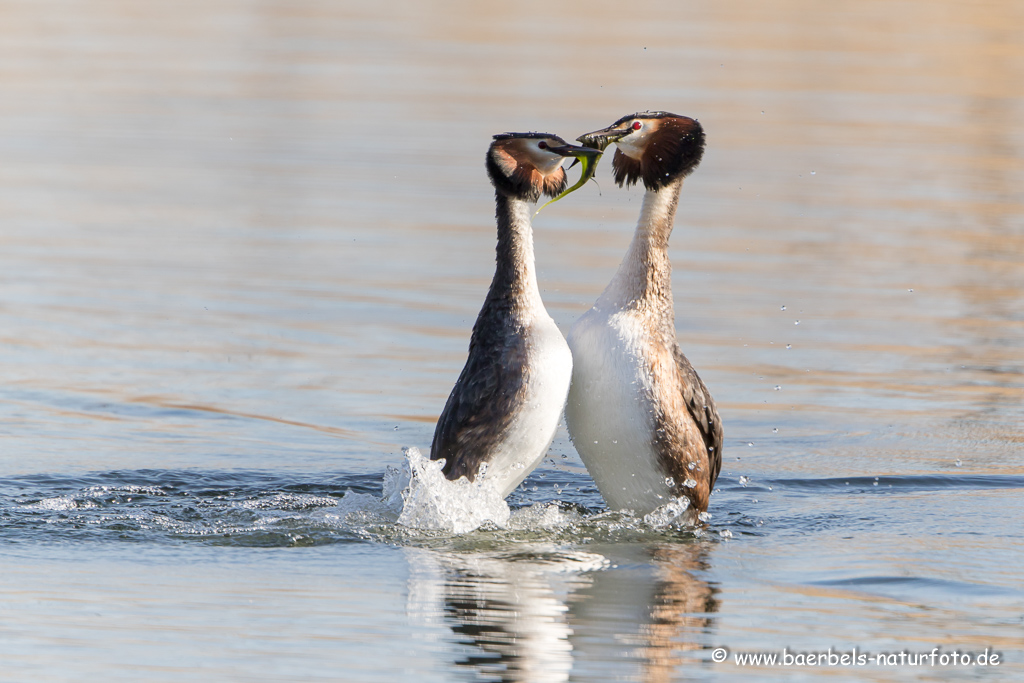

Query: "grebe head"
left=578, top=112, right=705, bottom=191
left=486, top=132, right=602, bottom=202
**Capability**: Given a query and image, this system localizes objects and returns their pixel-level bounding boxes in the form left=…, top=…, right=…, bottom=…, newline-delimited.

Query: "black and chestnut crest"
left=579, top=112, right=705, bottom=191
left=486, top=132, right=599, bottom=202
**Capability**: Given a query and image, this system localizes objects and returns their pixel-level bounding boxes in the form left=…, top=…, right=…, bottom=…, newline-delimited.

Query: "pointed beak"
left=547, top=143, right=604, bottom=160
left=576, top=126, right=631, bottom=151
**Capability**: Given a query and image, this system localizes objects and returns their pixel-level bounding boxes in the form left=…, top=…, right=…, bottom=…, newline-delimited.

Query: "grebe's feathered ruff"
left=565, top=112, right=723, bottom=516
left=431, top=133, right=601, bottom=497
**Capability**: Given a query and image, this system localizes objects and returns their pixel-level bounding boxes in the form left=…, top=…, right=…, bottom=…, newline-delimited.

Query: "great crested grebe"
left=565, top=112, right=723, bottom=516
left=431, top=132, right=602, bottom=497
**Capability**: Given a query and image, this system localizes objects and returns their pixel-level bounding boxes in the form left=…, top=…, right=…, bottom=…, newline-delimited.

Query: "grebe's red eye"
left=538, top=141, right=548, bottom=149
left=631, top=121, right=642, bottom=131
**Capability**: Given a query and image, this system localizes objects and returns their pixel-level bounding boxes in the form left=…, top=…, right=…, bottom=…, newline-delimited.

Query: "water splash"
left=4, top=459, right=731, bottom=547
left=508, top=502, right=583, bottom=531
left=377, top=447, right=511, bottom=534
left=642, top=497, right=694, bottom=528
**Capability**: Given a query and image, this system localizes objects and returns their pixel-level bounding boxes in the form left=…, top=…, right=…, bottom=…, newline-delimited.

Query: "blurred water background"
left=1, top=1, right=1022, bottom=681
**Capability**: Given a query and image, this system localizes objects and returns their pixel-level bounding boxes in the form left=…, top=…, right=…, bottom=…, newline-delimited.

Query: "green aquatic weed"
left=534, top=150, right=604, bottom=216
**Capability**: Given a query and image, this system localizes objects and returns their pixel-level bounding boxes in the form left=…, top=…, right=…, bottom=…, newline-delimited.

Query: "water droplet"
left=794, top=320, right=800, bottom=325
left=688, top=461, right=697, bottom=470
left=774, top=385, right=782, bottom=391
left=593, top=440, right=599, bottom=444
left=780, top=305, right=786, bottom=311
left=752, top=498, right=758, bottom=503
left=665, top=476, right=675, bottom=487
left=955, top=458, right=962, bottom=467
left=785, top=344, right=792, bottom=349
left=719, top=529, right=733, bottom=538
left=772, top=428, right=778, bottom=433
left=739, top=476, right=750, bottom=487
left=908, top=288, right=914, bottom=293
left=394, top=426, right=399, bottom=430
left=810, top=171, right=816, bottom=175
left=683, top=478, right=697, bottom=488
left=767, top=486, right=773, bottom=491
left=531, top=486, right=538, bottom=492
left=698, top=511, right=712, bottom=522
left=612, top=440, right=618, bottom=444
left=748, top=442, right=754, bottom=447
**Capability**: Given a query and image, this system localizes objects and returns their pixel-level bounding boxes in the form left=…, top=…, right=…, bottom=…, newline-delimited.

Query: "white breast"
left=565, top=306, right=674, bottom=514
left=487, top=313, right=572, bottom=497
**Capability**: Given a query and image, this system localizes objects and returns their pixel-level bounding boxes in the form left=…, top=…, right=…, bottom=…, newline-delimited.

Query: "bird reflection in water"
left=640, top=544, right=721, bottom=682
left=406, top=545, right=601, bottom=682
left=405, top=541, right=718, bottom=682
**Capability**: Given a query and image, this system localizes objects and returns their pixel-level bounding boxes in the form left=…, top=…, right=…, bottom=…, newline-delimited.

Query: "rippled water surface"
left=2, top=1, right=1023, bottom=681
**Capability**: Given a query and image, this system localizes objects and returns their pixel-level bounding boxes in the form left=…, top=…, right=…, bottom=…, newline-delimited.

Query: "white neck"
left=596, top=178, right=683, bottom=313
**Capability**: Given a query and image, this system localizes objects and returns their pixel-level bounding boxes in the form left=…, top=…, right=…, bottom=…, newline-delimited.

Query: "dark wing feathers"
left=672, top=345, right=723, bottom=488
left=430, top=313, right=527, bottom=481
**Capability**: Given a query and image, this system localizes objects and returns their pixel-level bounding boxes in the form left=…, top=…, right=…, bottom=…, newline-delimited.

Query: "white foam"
left=31, top=496, right=87, bottom=511
left=508, top=502, right=582, bottom=531
left=377, top=447, right=511, bottom=534
left=329, top=448, right=704, bottom=538
left=642, top=496, right=695, bottom=528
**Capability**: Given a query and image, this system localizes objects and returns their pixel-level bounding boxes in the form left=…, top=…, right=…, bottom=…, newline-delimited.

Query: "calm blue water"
left=2, top=1, right=1023, bottom=681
